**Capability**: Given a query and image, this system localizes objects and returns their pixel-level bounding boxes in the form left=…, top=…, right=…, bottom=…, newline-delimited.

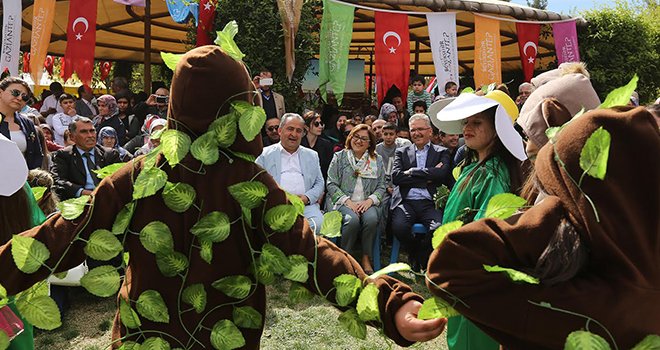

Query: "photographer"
left=253, top=70, right=285, bottom=120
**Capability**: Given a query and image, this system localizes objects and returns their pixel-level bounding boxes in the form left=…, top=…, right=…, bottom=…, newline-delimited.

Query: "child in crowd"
left=407, top=76, right=433, bottom=116
left=412, top=101, right=428, bottom=115
left=51, top=94, right=79, bottom=146
left=397, top=127, right=411, bottom=141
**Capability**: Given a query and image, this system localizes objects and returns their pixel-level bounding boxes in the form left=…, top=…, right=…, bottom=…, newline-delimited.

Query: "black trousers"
left=391, top=199, right=443, bottom=268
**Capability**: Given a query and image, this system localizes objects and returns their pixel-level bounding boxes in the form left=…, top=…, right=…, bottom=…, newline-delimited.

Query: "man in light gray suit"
left=256, top=113, right=325, bottom=234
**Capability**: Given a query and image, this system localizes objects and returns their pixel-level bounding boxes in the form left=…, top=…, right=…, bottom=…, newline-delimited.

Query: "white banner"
left=426, top=13, right=460, bottom=91
left=1, top=0, right=22, bottom=76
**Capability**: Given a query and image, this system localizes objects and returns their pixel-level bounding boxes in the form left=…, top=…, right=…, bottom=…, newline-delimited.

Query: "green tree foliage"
left=578, top=0, right=660, bottom=104
left=214, top=0, right=321, bottom=114
left=526, top=0, right=548, bottom=10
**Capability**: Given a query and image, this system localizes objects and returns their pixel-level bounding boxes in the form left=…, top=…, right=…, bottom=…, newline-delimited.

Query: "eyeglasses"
left=8, top=89, right=30, bottom=102
left=410, top=127, right=430, bottom=134
left=313, top=121, right=324, bottom=127
left=352, top=135, right=370, bottom=143
left=267, top=126, right=279, bottom=132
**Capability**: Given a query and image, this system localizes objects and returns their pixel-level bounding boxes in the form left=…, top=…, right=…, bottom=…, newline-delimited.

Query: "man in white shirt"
left=40, top=82, right=65, bottom=126
left=256, top=113, right=325, bottom=234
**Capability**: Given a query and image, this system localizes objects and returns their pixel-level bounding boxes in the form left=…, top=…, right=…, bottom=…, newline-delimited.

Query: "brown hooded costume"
left=427, top=106, right=660, bottom=349
left=0, top=46, right=421, bottom=349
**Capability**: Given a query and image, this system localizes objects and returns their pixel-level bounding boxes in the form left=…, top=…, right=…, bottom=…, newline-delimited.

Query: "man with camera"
left=254, top=70, right=285, bottom=120
left=146, top=87, right=170, bottom=118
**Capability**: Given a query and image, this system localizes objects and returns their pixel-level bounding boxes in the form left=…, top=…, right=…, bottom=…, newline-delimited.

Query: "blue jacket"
left=256, top=143, right=325, bottom=205
left=0, top=112, right=44, bottom=169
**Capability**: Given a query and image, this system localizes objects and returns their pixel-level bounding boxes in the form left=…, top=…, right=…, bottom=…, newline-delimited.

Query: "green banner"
left=318, top=0, right=354, bottom=105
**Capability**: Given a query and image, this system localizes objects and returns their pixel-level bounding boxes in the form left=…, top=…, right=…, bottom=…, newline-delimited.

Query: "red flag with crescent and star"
left=196, top=0, right=216, bottom=47
left=516, top=22, right=541, bottom=82
left=375, top=12, right=409, bottom=105
left=62, top=0, right=98, bottom=84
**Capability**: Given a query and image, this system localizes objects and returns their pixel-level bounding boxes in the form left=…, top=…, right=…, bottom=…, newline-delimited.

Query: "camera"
left=155, top=95, right=168, bottom=104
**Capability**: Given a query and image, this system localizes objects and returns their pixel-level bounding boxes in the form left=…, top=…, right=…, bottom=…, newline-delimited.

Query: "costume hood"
left=168, top=45, right=262, bottom=157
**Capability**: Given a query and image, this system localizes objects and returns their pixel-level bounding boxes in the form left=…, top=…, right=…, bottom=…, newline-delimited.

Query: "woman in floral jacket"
left=326, top=124, right=386, bottom=274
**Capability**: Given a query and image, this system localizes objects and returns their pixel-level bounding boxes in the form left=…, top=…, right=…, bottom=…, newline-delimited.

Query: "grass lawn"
left=34, top=275, right=447, bottom=350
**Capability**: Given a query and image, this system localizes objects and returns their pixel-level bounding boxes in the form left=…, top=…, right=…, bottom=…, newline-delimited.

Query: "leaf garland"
left=283, top=254, right=309, bottom=283
left=140, top=221, right=175, bottom=255
left=31, top=186, right=47, bottom=202
left=264, top=204, right=298, bottom=233
left=155, top=251, right=189, bottom=278
left=212, top=275, right=252, bottom=299
left=182, top=284, right=207, bottom=314
left=214, top=20, right=245, bottom=61
left=228, top=181, right=268, bottom=209
left=483, top=265, right=540, bottom=284
left=210, top=319, right=246, bottom=350
left=80, top=265, right=121, bottom=297
left=161, top=129, right=191, bottom=167
left=199, top=239, right=213, bottom=264
left=599, top=74, right=638, bottom=109
left=93, top=162, right=126, bottom=179
left=260, top=244, right=292, bottom=275
left=162, top=182, right=196, bottom=213
left=232, top=306, right=263, bottom=329
left=333, top=274, right=362, bottom=307
left=120, top=298, right=142, bottom=329
left=289, top=282, right=313, bottom=303
left=564, top=330, right=611, bottom=350
left=141, top=337, right=170, bottom=350
left=338, top=309, right=367, bottom=340
left=161, top=52, right=184, bottom=71
left=84, top=229, right=123, bottom=261
left=190, top=131, right=219, bottom=165
left=133, top=167, right=168, bottom=200
left=356, top=283, right=380, bottom=322
left=484, top=193, right=527, bottom=220
left=136, top=290, right=170, bottom=323
left=432, top=221, right=464, bottom=250
left=190, top=211, right=231, bottom=243
left=210, top=112, right=238, bottom=148
left=319, top=211, right=342, bottom=238
left=15, top=294, right=61, bottom=330
left=367, top=262, right=411, bottom=280
left=57, top=195, right=90, bottom=220
left=579, top=127, right=611, bottom=182
left=112, top=202, right=135, bottom=235
left=11, top=235, right=50, bottom=274
left=631, top=335, right=660, bottom=350
left=417, top=297, right=460, bottom=320
left=232, top=101, right=266, bottom=142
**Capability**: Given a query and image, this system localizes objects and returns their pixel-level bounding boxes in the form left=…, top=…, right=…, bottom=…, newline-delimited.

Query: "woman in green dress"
left=429, top=91, right=527, bottom=350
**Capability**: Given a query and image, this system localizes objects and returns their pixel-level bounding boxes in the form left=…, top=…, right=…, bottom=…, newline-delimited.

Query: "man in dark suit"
left=391, top=114, right=453, bottom=272
left=74, top=85, right=97, bottom=118
left=51, top=116, right=121, bottom=200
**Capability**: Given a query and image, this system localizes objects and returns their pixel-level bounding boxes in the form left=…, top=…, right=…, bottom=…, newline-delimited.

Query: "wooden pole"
left=144, top=0, right=152, bottom=93
left=414, top=40, right=420, bottom=74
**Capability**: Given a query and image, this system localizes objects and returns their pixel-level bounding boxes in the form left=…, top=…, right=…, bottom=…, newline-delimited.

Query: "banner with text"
left=29, top=0, right=56, bottom=83
left=1, top=0, right=22, bottom=76
left=318, top=0, right=354, bottom=105
left=276, top=0, right=304, bottom=82
left=426, top=12, right=459, bottom=92
left=474, top=15, right=501, bottom=88
left=553, top=20, right=580, bottom=64
left=516, top=22, right=541, bottom=82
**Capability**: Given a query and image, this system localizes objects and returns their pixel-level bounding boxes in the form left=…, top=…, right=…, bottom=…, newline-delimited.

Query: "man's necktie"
left=83, top=152, right=100, bottom=186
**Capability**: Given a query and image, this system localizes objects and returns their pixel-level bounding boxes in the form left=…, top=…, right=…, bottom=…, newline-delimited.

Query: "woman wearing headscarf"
left=429, top=90, right=527, bottom=350
left=97, top=126, right=133, bottom=162
left=134, top=118, right=167, bottom=156
left=115, top=92, right=140, bottom=144
left=94, top=95, right=126, bottom=145
left=379, top=103, right=398, bottom=125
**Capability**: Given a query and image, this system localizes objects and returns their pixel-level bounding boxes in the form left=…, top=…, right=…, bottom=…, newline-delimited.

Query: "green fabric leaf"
left=142, top=337, right=171, bottom=350
left=120, top=298, right=142, bottom=329
left=227, top=150, right=256, bottom=163
left=356, top=283, right=380, bottom=322
left=209, top=113, right=238, bottom=148
left=228, top=181, right=268, bottom=209
left=14, top=281, right=48, bottom=302
left=199, top=239, right=213, bottom=264
left=241, top=206, right=252, bottom=227
left=182, top=284, right=207, bottom=314
left=251, top=258, right=275, bottom=285
left=136, top=290, right=169, bottom=323
left=333, top=274, right=362, bottom=307
left=484, top=193, right=527, bottom=219
left=319, top=211, right=342, bottom=238
left=564, top=330, right=611, bottom=350
left=0, top=283, right=7, bottom=305
left=15, top=295, right=61, bottom=330
left=483, top=264, right=539, bottom=284
left=283, top=254, right=309, bottom=283
left=214, top=20, right=245, bottom=61
left=118, top=341, right=141, bottom=350
left=288, top=282, right=313, bottom=303
left=212, top=275, right=252, bottom=299
left=140, top=221, right=174, bottom=255
left=0, top=330, right=9, bottom=350
left=11, top=235, right=50, bottom=274
left=545, top=126, right=562, bottom=142
left=417, top=297, right=460, bottom=320
left=190, top=132, right=219, bottom=165
left=112, top=202, right=135, bottom=235
left=143, top=145, right=162, bottom=171
left=631, top=335, right=660, bottom=350
left=93, top=162, right=126, bottom=179
left=80, top=265, right=121, bottom=297
left=232, top=101, right=266, bottom=142
left=261, top=243, right=292, bottom=275
left=133, top=167, right=168, bottom=200
left=286, top=192, right=305, bottom=216
left=232, top=306, right=262, bottom=329
left=123, top=252, right=130, bottom=267
left=85, top=229, right=123, bottom=261
left=163, top=182, right=196, bottom=213
left=579, top=126, right=611, bottom=181
left=461, top=87, right=475, bottom=94
left=337, top=309, right=366, bottom=340
left=57, top=195, right=90, bottom=220
left=161, top=129, right=191, bottom=167
left=432, top=221, right=464, bottom=249
left=31, top=186, right=47, bottom=202
left=155, top=251, right=189, bottom=278
left=368, top=262, right=411, bottom=279
left=264, top=204, right=298, bottom=233
left=599, top=74, right=638, bottom=109
left=210, top=319, right=245, bottom=350
left=190, top=211, right=231, bottom=243
left=161, top=52, right=184, bottom=71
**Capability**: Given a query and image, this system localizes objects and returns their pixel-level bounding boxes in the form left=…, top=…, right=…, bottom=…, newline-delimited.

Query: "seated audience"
left=134, top=118, right=167, bottom=156
left=262, top=116, right=281, bottom=147
left=52, top=93, right=79, bottom=146
left=75, top=84, right=97, bottom=118
left=94, top=95, right=126, bottom=144
left=301, top=111, right=333, bottom=181
left=98, top=126, right=133, bottom=162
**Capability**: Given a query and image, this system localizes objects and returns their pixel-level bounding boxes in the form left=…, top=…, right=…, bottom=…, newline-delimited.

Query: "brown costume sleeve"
left=254, top=170, right=423, bottom=347
left=0, top=162, right=135, bottom=295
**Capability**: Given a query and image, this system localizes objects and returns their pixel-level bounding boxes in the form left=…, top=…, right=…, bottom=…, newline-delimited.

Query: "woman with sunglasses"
left=0, top=77, right=43, bottom=169
left=301, top=111, right=333, bottom=181
left=326, top=124, right=386, bottom=274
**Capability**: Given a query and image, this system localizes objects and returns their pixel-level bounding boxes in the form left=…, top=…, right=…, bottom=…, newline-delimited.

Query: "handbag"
left=0, top=305, right=24, bottom=340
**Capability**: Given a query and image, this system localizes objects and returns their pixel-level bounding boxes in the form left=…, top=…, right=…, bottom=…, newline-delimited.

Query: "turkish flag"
left=516, top=23, right=541, bottom=82
left=375, top=12, right=409, bottom=105
left=62, top=0, right=98, bottom=84
left=196, top=0, right=216, bottom=47
left=100, top=61, right=112, bottom=81
left=23, top=53, right=30, bottom=73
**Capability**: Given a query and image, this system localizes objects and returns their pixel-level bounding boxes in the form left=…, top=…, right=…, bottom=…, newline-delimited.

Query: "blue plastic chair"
left=390, top=223, right=428, bottom=265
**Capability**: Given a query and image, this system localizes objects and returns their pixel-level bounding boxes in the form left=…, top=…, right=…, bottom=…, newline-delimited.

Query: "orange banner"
left=474, top=15, right=501, bottom=88
left=29, top=0, right=56, bottom=84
